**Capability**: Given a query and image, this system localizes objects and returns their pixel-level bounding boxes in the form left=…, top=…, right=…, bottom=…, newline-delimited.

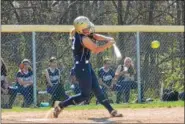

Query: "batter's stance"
left=52, top=16, right=123, bottom=118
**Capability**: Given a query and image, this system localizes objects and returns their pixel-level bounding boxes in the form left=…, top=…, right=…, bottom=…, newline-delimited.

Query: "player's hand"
left=109, top=39, right=116, bottom=45
left=106, top=40, right=115, bottom=49
left=107, top=37, right=114, bottom=41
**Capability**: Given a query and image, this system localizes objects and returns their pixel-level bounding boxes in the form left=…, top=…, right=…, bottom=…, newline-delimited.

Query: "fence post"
left=136, top=31, right=142, bottom=103
left=32, top=32, right=37, bottom=106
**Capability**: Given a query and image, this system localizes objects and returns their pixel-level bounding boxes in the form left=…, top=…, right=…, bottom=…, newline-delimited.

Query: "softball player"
left=53, top=16, right=122, bottom=118
left=45, top=57, right=69, bottom=106
left=98, top=58, right=115, bottom=103
left=16, top=59, right=34, bottom=107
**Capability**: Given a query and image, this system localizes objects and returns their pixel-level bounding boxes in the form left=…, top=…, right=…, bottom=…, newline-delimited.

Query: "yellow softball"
left=151, top=40, right=160, bottom=49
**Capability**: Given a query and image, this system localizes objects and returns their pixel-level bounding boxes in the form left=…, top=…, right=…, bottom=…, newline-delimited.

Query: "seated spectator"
left=16, top=59, right=34, bottom=107
left=1, top=58, right=17, bottom=109
left=98, top=58, right=114, bottom=103
left=45, top=57, right=68, bottom=107
left=162, top=89, right=179, bottom=101
left=113, top=57, right=135, bottom=104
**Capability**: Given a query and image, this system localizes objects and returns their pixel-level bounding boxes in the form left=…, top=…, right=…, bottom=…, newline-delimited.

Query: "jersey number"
left=72, top=37, right=76, bottom=50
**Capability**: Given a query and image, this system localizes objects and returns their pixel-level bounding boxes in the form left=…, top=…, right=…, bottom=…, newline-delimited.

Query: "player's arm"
left=45, top=69, right=53, bottom=87
left=115, top=65, right=122, bottom=79
left=16, top=72, right=32, bottom=86
left=99, top=79, right=110, bottom=89
left=97, top=69, right=109, bottom=89
left=82, top=36, right=115, bottom=54
left=110, top=70, right=116, bottom=87
left=17, top=78, right=32, bottom=86
left=98, top=78, right=104, bottom=86
left=104, top=84, right=112, bottom=90
left=111, top=65, right=122, bottom=86
left=90, top=33, right=114, bottom=41
left=116, top=66, right=128, bottom=76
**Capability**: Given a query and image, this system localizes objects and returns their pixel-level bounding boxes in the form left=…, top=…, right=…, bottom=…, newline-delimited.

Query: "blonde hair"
left=69, top=28, right=75, bottom=40
left=124, top=57, right=134, bottom=67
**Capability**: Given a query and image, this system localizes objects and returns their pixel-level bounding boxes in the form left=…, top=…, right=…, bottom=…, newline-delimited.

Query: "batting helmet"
left=73, top=16, right=95, bottom=34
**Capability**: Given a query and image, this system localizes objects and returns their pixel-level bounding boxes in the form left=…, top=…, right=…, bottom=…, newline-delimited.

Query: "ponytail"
left=69, top=28, right=75, bottom=40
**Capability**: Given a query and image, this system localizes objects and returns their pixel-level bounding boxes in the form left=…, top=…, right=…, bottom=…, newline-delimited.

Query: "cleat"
left=110, top=110, right=123, bottom=117
left=53, top=106, right=62, bottom=118
left=52, top=101, right=62, bottom=118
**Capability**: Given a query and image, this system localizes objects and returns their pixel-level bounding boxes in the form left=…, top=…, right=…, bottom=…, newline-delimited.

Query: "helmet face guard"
left=73, top=16, right=95, bottom=34
left=89, top=22, right=95, bottom=33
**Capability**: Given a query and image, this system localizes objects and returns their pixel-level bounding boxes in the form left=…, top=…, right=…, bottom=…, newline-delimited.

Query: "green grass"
left=2, top=101, right=184, bottom=113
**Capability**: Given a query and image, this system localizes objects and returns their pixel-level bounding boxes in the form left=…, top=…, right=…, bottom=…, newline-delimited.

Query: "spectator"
left=45, top=57, right=68, bottom=107
left=162, top=89, right=179, bottom=101
left=1, top=58, right=17, bottom=109
left=98, top=58, right=114, bottom=103
left=114, top=57, right=135, bottom=104
left=16, top=59, right=34, bottom=107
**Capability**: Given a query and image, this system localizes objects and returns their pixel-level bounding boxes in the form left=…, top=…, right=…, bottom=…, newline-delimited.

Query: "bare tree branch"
left=128, top=10, right=149, bottom=24
left=153, top=1, right=176, bottom=21
left=92, top=10, right=117, bottom=22
left=58, top=0, right=78, bottom=24
left=9, top=1, right=21, bottom=23
left=112, top=0, right=118, bottom=11
left=123, top=0, right=131, bottom=24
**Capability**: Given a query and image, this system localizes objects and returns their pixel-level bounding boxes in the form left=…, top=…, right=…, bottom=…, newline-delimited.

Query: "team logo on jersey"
left=103, top=75, right=113, bottom=81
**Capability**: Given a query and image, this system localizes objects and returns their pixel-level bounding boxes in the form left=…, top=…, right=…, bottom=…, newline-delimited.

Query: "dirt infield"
left=2, top=107, right=184, bottom=123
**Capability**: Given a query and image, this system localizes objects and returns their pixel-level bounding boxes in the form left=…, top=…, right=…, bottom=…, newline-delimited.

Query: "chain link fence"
left=1, top=31, right=184, bottom=108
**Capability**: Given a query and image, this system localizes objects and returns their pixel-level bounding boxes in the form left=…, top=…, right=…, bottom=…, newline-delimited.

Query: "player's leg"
left=8, top=88, right=18, bottom=108
left=116, top=87, right=123, bottom=104
left=26, top=85, right=34, bottom=106
left=123, top=82, right=131, bottom=103
left=19, top=86, right=30, bottom=107
left=53, top=80, right=92, bottom=118
left=47, top=85, right=57, bottom=106
left=59, top=63, right=92, bottom=106
left=53, top=63, right=92, bottom=118
left=102, top=87, right=109, bottom=100
left=55, top=83, right=69, bottom=101
left=91, top=68, right=122, bottom=117
left=58, top=77, right=92, bottom=107
left=74, top=83, right=81, bottom=94
left=85, top=92, right=94, bottom=105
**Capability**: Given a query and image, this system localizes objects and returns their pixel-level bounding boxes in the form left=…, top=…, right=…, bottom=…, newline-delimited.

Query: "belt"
left=75, top=60, right=89, bottom=64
